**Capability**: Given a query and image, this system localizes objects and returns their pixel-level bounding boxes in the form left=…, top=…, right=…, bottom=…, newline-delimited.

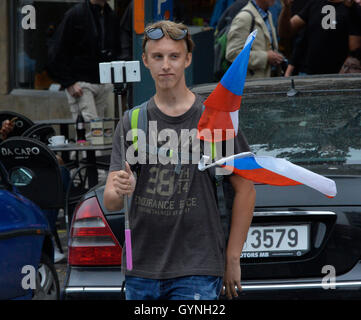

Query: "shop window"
left=174, top=0, right=217, bottom=26
left=11, top=0, right=214, bottom=90
left=11, top=0, right=129, bottom=91
left=12, top=0, right=79, bottom=90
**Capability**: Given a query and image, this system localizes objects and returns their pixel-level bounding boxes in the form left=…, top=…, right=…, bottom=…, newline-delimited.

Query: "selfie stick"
left=116, top=83, right=132, bottom=271
left=99, top=61, right=141, bottom=271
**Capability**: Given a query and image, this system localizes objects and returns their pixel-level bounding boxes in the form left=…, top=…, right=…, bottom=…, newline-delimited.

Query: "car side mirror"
left=9, top=167, right=35, bottom=187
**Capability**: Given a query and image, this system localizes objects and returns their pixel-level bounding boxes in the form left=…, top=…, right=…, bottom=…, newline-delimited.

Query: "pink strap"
left=125, top=229, right=133, bottom=270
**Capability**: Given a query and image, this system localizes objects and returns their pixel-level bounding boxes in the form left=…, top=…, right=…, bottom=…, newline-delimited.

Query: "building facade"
left=0, top=0, right=217, bottom=121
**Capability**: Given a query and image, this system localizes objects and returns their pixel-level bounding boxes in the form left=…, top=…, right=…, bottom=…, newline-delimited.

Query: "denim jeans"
left=125, top=275, right=223, bottom=300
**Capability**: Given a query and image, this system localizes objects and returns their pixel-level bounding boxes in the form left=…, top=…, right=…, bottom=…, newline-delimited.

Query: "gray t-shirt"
left=109, top=94, right=250, bottom=279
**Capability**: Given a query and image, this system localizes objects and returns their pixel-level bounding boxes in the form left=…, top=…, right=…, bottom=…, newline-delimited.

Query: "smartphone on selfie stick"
left=99, top=61, right=141, bottom=271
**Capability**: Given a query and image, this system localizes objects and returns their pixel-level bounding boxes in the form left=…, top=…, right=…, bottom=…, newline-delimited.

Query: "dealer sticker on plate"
left=241, top=224, right=310, bottom=258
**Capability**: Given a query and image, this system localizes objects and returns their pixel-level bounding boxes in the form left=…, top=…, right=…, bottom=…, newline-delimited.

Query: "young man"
left=104, top=20, right=255, bottom=300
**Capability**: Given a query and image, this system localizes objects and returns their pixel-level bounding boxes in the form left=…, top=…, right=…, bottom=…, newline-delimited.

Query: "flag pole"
left=114, top=71, right=132, bottom=271
left=101, top=60, right=140, bottom=271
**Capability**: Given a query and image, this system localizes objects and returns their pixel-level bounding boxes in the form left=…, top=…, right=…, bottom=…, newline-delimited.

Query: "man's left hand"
left=221, top=257, right=242, bottom=299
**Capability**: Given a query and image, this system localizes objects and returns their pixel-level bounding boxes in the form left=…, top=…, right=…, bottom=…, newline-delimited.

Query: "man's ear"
left=185, top=52, right=192, bottom=69
left=142, top=53, right=149, bottom=69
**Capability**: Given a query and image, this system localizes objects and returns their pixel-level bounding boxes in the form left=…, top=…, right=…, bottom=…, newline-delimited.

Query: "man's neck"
left=254, top=0, right=269, bottom=11
left=154, top=85, right=195, bottom=117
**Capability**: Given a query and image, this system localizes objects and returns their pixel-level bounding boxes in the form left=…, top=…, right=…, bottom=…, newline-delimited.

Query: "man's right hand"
left=109, top=162, right=136, bottom=197
left=104, top=162, right=136, bottom=212
left=267, top=51, right=284, bottom=66
left=66, top=83, right=83, bottom=98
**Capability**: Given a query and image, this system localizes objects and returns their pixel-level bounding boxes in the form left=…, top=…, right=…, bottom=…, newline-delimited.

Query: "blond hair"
left=142, top=20, right=195, bottom=53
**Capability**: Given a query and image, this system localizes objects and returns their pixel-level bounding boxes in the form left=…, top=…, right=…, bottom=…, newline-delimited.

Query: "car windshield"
left=238, top=87, right=361, bottom=176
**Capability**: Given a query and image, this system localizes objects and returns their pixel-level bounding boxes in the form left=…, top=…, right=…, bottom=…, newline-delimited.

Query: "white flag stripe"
left=254, top=156, right=337, bottom=197
left=244, top=30, right=258, bottom=47
left=198, top=152, right=337, bottom=197
left=230, top=110, right=239, bottom=135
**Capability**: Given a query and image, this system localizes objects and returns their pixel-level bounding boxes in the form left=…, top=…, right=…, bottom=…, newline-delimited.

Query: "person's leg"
left=42, top=208, right=65, bottom=262
left=125, top=276, right=161, bottom=300
left=93, top=83, right=113, bottom=119
left=66, top=82, right=98, bottom=121
left=164, top=276, right=223, bottom=300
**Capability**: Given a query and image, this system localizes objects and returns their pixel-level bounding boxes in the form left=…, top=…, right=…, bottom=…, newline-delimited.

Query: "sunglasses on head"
left=145, top=27, right=188, bottom=41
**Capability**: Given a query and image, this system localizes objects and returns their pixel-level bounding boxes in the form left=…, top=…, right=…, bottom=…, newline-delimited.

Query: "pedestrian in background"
left=226, top=0, right=284, bottom=78
left=47, top=0, right=123, bottom=121
left=349, top=2, right=361, bottom=51
left=279, top=0, right=359, bottom=75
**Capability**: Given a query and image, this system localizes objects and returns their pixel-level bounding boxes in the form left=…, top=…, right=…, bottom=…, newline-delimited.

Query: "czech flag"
left=198, top=152, right=337, bottom=198
left=198, top=30, right=257, bottom=142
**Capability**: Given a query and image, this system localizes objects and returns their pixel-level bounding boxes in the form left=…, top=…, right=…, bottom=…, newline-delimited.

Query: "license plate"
left=241, top=224, right=310, bottom=258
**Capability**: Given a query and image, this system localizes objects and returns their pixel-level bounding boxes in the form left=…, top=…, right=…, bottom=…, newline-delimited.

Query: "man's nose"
left=162, top=57, right=170, bottom=70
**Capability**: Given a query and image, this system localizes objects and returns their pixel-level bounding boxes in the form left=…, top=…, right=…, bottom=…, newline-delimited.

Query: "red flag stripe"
left=197, top=108, right=236, bottom=142
left=204, top=83, right=242, bottom=112
left=222, top=165, right=303, bottom=186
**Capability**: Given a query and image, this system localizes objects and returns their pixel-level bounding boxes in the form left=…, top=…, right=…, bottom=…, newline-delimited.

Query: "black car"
left=63, top=74, right=361, bottom=300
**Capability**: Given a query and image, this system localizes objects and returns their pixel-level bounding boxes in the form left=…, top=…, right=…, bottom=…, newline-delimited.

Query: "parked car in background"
left=63, top=74, right=361, bottom=300
left=0, top=162, right=59, bottom=300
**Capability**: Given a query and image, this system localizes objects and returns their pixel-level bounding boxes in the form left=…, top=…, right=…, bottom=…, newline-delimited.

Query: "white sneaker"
left=54, top=248, right=65, bottom=263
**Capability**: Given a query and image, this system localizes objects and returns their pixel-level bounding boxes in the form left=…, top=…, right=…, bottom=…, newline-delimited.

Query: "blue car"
left=0, top=162, right=59, bottom=300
